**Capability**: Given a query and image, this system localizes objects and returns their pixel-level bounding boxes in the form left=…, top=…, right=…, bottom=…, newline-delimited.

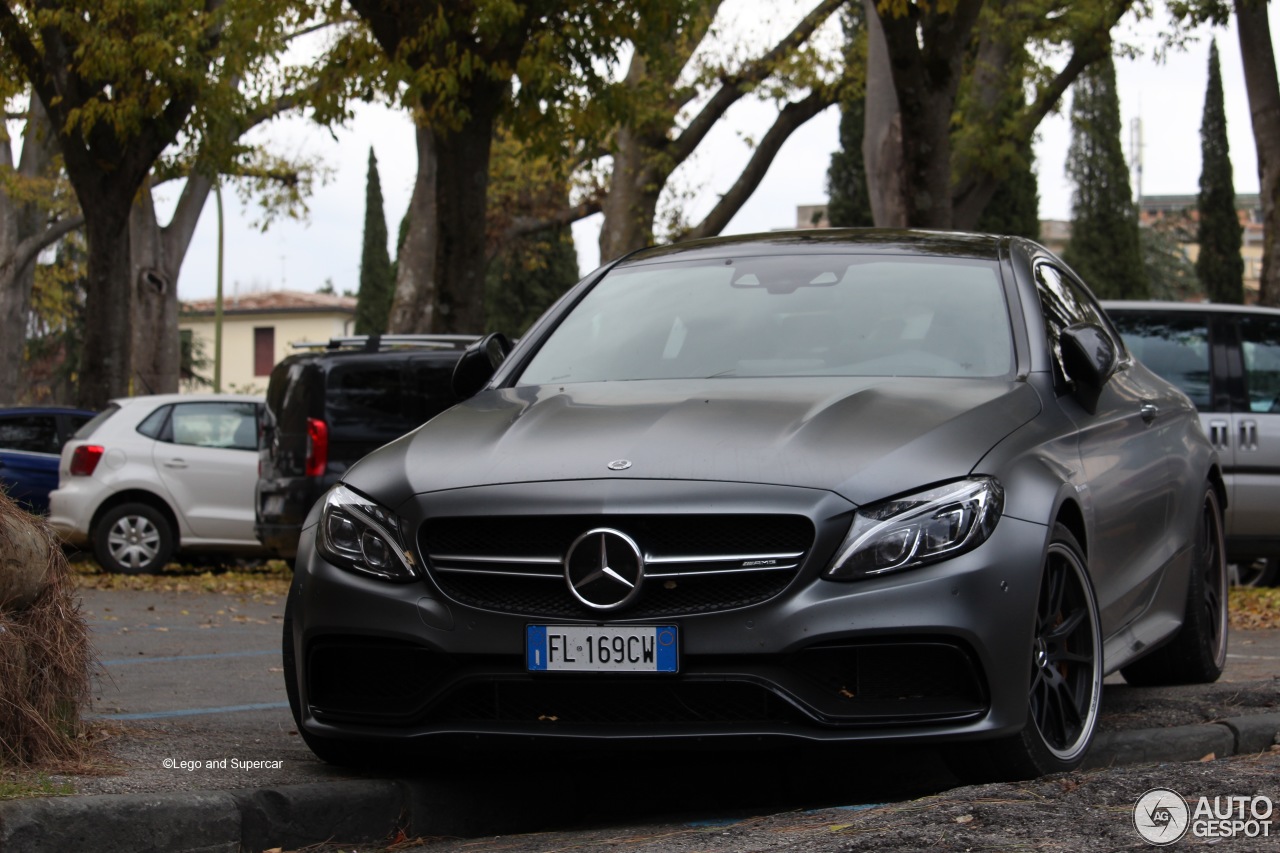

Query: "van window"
left=1109, top=312, right=1213, bottom=409
left=326, top=363, right=428, bottom=439
left=1239, top=315, right=1280, bottom=413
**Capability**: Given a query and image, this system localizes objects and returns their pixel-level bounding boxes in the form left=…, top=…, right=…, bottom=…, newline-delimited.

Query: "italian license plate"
left=526, top=625, right=678, bottom=672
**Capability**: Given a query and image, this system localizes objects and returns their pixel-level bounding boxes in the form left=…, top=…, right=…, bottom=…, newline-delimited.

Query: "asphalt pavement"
left=0, top=586, right=1276, bottom=853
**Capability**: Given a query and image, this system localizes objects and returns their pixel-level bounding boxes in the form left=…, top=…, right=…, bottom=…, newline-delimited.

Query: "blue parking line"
left=100, top=650, right=278, bottom=667
left=89, top=702, right=290, bottom=721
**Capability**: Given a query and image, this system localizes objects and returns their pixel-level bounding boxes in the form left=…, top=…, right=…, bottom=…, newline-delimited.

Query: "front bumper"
left=289, top=479, right=1049, bottom=747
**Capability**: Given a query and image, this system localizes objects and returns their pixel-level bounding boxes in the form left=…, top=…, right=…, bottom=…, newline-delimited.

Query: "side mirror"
left=451, top=333, right=512, bottom=400
left=1060, top=323, right=1118, bottom=414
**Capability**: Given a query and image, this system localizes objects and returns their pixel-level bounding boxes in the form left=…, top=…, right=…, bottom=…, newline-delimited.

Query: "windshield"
left=518, top=254, right=1013, bottom=385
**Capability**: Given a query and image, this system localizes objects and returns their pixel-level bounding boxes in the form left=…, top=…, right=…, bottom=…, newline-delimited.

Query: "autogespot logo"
left=1134, top=788, right=1190, bottom=846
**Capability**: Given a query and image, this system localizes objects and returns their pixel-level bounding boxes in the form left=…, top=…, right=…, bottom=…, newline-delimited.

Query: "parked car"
left=285, top=231, right=1227, bottom=781
left=256, top=335, right=477, bottom=560
left=48, top=393, right=267, bottom=573
left=1104, top=301, right=1280, bottom=587
left=0, top=406, right=96, bottom=514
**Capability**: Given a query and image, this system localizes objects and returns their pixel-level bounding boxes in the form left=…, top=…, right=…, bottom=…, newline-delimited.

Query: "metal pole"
left=214, top=180, right=224, bottom=393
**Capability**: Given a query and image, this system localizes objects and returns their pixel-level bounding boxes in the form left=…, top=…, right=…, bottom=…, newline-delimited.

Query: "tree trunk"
left=129, top=174, right=212, bottom=394
left=1236, top=0, right=1280, bottom=307
left=431, top=82, right=502, bottom=335
left=78, top=211, right=135, bottom=410
left=875, top=1, right=984, bottom=229
left=387, top=123, right=439, bottom=334
left=0, top=95, right=59, bottom=404
left=598, top=125, right=665, bottom=262
left=862, top=0, right=907, bottom=228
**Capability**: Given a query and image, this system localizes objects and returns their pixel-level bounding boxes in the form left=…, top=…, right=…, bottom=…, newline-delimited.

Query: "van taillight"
left=305, top=418, right=328, bottom=477
left=70, top=445, right=105, bottom=476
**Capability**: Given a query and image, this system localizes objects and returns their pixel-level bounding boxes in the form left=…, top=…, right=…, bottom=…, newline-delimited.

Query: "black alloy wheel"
left=949, top=523, right=1102, bottom=781
left=1028, top=529, right=1103, bottom=764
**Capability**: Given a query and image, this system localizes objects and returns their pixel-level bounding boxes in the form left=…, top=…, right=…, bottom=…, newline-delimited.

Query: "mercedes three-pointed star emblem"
left=563, top=528, right=645, bottom=610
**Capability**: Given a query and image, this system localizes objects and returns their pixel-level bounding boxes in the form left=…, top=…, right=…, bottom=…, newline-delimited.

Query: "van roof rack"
left=289, top=334, right=480, bottom=352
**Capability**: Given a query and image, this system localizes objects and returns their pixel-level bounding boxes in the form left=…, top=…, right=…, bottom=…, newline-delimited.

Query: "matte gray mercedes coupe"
left=285, top=230, right=1227, bottom=781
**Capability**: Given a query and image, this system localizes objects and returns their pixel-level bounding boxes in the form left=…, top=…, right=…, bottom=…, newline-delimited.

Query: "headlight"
left=825, top=477, right=1003, bottom=580
left=316, top=484, right=418, bottom=582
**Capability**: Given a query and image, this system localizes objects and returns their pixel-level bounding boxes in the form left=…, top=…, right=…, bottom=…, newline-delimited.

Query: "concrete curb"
left=4, top=713, right=1280, bottom=853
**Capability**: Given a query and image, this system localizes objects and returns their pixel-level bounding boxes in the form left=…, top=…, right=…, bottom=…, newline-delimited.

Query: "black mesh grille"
left=307, top=638, right=444, bottom=722
left=420, top=514, right=814, bottom=618
left=428, top=680, right=806, bottom=726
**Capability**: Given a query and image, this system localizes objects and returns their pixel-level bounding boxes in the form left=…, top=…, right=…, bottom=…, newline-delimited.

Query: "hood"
left=346, top=377, right=1041, bottom=508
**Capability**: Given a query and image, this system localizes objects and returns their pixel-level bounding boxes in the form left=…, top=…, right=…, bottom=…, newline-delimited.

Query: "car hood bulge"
left=345, top=377, right=1041, bottom=508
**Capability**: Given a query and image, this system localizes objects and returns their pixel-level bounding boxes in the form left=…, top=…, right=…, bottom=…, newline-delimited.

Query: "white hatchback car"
left=48, top=393, right=267, bottom=573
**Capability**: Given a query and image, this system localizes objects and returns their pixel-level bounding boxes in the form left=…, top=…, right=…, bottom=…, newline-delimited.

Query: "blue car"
left=0, top=406, right=97, bottom=514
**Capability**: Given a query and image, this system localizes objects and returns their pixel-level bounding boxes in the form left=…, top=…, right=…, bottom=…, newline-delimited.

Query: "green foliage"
left=179, top=329, right=212, bottom=389
left=485, top=226, right=579, bottom=337
left=1063, top=55, right=1149, bottom=300
left=975, top=149, right=1040, bottom=239
left=1196, top=41, right=1245, bottom=304
left=826, top=5, right=872, bottom=229
left=23, top=233, right=86, bottom=404
left=0, top=773, right=74, bottom=800
left=355, top=148, right=394, bottom=334
left=484, top=127, right=580, bottom=335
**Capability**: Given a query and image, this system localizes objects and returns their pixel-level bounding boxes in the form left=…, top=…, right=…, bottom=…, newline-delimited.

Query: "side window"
left=326, top=362, right=420, bottom=437
left=0, top=415, right=60, bottom=454
left=1033, top=264, right=1120, bottom=384
left=136, top=406, right=172, bottom=440
left=168, top=402, right=259, bottom=450
left=1239, top=316, right=1280, bottom=414
left=1108, top=312, right=1213, bottom=410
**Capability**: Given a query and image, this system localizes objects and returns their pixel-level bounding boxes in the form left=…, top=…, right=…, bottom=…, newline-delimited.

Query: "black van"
left=255, top=335, right=476, bottom=559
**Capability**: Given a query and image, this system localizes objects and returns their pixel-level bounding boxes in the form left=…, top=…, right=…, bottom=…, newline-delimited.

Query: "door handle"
left=163, top=459, right=188, bottom=469
left=1140, top=403, right=1159, bottom=423
left=1239, top=419, right=1259, bottom=452
left=1208, top=420, right=1230, bottom=451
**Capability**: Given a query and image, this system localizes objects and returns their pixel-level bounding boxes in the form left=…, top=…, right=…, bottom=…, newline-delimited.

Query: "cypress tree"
left=1196, top=41, right=1245, bottom=304
left=355, top=148, right=393, bottom=335
left=825, top=5, right=873, bottom=228
left=1063, top=56, right=1149, bottom=300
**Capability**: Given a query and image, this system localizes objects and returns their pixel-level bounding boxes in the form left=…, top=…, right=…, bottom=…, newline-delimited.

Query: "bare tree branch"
left=0, top=215, right=85, bottom=282
left=681, top=88, right=836, bottom=242
left=496, top=197, right=604, bottom=251
left=668, top=0, right=843, bottom=168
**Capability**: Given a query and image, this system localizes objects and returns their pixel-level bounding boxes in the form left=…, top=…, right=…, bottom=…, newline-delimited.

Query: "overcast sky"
left=148, top=4, right=1280, bottom=304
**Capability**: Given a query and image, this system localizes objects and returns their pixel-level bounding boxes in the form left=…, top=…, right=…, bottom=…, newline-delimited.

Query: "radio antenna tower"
left=1130, top=116, right=1144, bottom=205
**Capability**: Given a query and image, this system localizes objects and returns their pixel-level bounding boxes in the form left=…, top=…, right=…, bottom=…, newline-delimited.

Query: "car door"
left=152, top=401, right=261, bottom=541
left=0, top=412, right=62, bottom=513
left=1107, top=308, right=1232, bottom=506
left=1036, top=265, right=1180, bottom=631
left=1230, top=313, right=1280, bottom=553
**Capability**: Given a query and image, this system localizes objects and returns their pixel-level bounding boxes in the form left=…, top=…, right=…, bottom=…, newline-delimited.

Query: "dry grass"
left=0, top=496, right=94, bottom=769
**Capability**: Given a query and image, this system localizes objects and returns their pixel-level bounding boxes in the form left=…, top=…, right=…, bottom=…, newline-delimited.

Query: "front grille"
left=787, top=642, right=987, bottom=720
left=428, top=680, right=808, bottom=726
left=419, top=514, right=814, bottom=618
left=423, top=642, right=985, bottom=729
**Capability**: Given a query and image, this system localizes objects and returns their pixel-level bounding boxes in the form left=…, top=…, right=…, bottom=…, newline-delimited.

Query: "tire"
left=92, top=502, right=175, bottom=574
left=282, top=593, right=378, bottom=768
left=1232, top=558, right=1279, bottom=588
left=1121, top=485, right=1228, bottom=686
left=950, top=524, right=1103, bottom=782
